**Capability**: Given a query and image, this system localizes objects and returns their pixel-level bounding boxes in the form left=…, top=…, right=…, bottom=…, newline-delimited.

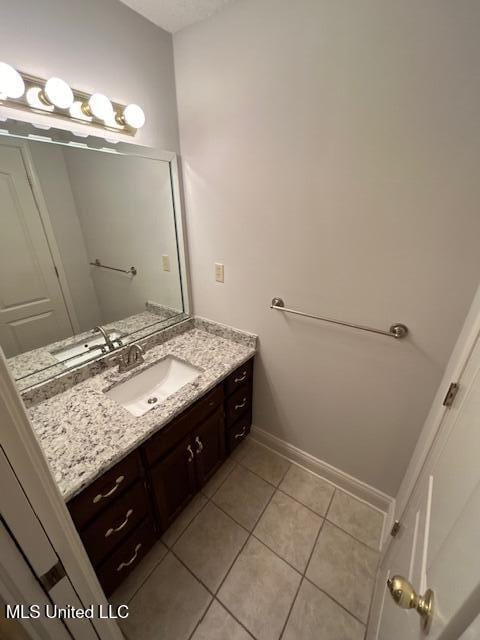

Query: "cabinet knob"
left=195, top=436, right=204, bottom=454
left=234, top=398, right=247, bottom=410
left=186, top=444, right=194, bottom=462
left=234, top=426, right=247, bottom=440
left=93, top=475, right=125, bottom=503
left=105, top=508, right=133, bottom=538
left=116, top=543, right=141, bottom=572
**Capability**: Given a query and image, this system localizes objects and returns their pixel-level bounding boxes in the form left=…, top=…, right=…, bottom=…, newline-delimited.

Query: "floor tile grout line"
left=209, top=499, right=255, bottom=535
left=215, top=474, right=279, bottom=594
left=186, top=595, right=215, bottom=640
left=249, top=530, right=311, bottom=577
left=211, top=472, right=282, bottom=638
left=187, top=596, right=258, bottom=640
left=275, top=484, right=333, bottom=520
left=235, top=453, right=291, bottom=489
left=302, top=575, right=368, bottom=628
left=296, top=486, right=375, bottom=628
left=278, top=498, right=332, bottom=640
left=324, top=517, right=382, bottom=554
left=214, top=598, right=258, bottom=640
left=169, top=546, right=217, bottom=596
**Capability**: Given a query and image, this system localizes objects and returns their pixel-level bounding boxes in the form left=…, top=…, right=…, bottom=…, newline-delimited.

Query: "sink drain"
left=147, top=397, right=158, bottom=405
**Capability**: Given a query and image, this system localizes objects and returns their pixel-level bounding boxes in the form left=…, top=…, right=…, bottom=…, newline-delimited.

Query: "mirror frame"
left=0, top=119, right=191, bottom=388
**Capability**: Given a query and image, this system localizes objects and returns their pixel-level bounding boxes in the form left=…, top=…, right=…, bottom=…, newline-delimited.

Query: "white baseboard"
left=250, top=425, right=394, bottom=516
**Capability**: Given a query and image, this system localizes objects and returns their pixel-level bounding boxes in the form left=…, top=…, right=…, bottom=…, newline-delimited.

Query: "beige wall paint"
left=174, top=0, right=480, bottom=495
left=0, top=0, right=179, bottom=152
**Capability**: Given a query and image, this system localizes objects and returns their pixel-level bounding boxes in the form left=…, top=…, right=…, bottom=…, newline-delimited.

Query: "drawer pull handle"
left=234, top=372, right=247, bottom=383
left=186, top=444, right=194, bottom=462
left=234, top=398, right=247, bottom=410
left=116, top=543, right=141, bottom=571
left=195, top=436, right=204, bottom=454
left=105, top=509, right=133, bottom=538
left=235, top=426, right=247, bottom=440
left=93, top=475, right=125, bottom=504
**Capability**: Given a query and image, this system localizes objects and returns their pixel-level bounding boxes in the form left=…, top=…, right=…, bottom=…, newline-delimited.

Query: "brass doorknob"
left=387, top=575, right=434, bottom=634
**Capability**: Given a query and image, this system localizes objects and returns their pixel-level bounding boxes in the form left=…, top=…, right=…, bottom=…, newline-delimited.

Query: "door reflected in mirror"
left=0, top=132, right=187, bottom=388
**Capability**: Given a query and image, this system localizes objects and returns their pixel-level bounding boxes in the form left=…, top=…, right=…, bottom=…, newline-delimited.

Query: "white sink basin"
left=51, top=331, right=123, bottom=368
left=105, top=355, right=202, bottom=417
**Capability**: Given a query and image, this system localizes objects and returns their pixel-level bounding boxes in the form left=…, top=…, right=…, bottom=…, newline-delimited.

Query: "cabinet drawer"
left=68, top=451, right=141, bottom=530
left=225, top=359, right=253, bottom=397
left=226, top=385, right=252, bottom=428
left=144, top=384, right=224, bottom=467
left=97, top=517, right=156, bottom=597
left=80, top=481, right=149, bottom=567
left=227, top=410, right=252, bottom=453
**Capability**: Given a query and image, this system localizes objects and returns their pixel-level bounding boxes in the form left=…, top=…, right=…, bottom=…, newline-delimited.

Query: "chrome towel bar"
left=270, top=297, right=408, bottom=340
left=90, top=258, right=137, bottom=276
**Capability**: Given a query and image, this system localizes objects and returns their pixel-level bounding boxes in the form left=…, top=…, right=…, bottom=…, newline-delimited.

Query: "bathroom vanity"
left=68, top=355, right=253, bottom=595
left=25, top=320, right=256, bottom=596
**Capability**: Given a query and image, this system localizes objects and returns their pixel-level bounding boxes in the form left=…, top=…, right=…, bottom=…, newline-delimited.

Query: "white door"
left=0, top=143, right=73, bottom=357
left=0, top=519, right=71, bottom=640
left=369, top=333, right=480, bottom=639
left=0, top=446, right=99, bottom=640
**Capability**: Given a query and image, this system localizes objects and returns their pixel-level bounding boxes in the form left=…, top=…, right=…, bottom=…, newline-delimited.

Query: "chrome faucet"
left=93, top=325, right=116, bottom=352
left=117, top=344, right=145, bottom=373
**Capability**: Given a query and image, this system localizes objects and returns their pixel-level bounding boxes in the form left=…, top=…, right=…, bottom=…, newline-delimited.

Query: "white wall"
left=28, top=142, right=102, bottom=332
left=63, top=148, right=183, bottom=323
left=174, top=0, right=480, bottom=495
left=0, top=0, right=179, bottom=152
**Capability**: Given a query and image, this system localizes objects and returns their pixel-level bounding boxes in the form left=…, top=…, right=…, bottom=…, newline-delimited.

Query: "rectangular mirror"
left=0, top=123, right=189, bottom=390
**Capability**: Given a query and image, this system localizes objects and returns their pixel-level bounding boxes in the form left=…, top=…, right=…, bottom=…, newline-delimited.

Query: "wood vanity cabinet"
left=67, top=356, right=254, bottom=596
left=147, top=407, right=224, bottom=530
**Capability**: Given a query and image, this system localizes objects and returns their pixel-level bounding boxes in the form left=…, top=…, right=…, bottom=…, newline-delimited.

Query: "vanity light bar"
left=0, top=62, right=145, bottom=135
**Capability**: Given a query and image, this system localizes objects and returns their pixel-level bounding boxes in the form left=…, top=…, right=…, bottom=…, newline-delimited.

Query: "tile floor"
left=111, top=439, right=385, bottom=640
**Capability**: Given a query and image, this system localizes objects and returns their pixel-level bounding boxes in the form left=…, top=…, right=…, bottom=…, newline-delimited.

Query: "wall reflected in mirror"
left=0, top=133, right=186, bottom=389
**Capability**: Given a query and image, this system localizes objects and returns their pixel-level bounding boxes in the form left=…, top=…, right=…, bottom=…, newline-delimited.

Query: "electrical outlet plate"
left=215, top=262, right=224, bottom=283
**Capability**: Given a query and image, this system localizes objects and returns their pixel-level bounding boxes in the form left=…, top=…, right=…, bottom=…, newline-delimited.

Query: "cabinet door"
left=194, top=407, right=225, bottom=486
left=150, top=435, right=197, bottom=531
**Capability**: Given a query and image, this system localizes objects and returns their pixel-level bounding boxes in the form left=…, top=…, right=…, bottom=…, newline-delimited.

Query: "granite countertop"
left=28, top=327, right=256, bottom=502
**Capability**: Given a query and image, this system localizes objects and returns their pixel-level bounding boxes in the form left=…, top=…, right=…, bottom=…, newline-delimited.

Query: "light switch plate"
left=162, top=255, right=170, bottom=272
left=215, top=262, right=224, bottom=283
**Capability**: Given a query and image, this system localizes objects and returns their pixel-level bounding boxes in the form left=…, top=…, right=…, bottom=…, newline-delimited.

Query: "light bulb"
left=26, top=87, right=54, bottom=111
left=0, top=62, right=25, bottom=99
left=123, top=103, right=145, bottom=129
left=70, top=100, right=92, bottom=121
left=87, top=93, right=114, bottom=121
left=44, top=77, right=74, bottom=109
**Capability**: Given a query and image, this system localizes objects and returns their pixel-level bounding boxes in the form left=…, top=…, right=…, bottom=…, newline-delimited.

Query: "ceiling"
left=119, top=0, right=238, bottom=33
